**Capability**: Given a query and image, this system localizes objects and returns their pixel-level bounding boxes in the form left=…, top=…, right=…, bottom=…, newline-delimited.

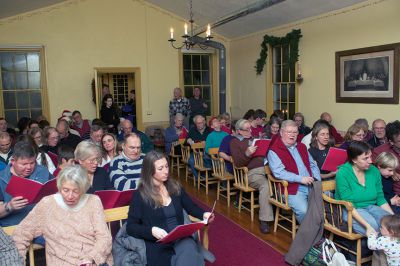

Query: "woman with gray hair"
left=12, top=165, right=113, bottom=265
left=75, top=141, right=114, bottom=194
left=164, top=113, right=186, bottom=155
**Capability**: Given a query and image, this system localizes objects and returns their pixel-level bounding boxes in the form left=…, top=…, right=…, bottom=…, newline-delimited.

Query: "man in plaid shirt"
left=169, top=87, right=191, bottom=128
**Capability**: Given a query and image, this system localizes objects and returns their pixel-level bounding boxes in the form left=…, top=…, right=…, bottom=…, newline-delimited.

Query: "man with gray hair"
left=89, top=124, right=105, bottom=146
left=230, top=119, right=274, bottom=234
left=368, top=118, right=386, bottom=148
left=0, top=132, right=13, bottom=166
left=109, top=133, right=145, bottom=191
left=168, top=87, right=191, bottom=128
left=267, top=120, right=321, bottom=223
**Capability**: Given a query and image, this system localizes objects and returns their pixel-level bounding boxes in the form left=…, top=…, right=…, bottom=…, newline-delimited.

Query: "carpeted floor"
left=193, top=198, right=287, bottom=266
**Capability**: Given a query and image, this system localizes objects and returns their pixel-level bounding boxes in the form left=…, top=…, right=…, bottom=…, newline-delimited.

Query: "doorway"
left=94, top=67, right=142, bottom=130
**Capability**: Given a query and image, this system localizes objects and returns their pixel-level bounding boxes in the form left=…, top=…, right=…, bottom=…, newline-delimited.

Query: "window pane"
left=289, top=103, right=296, bottom=119
left=290, top=63, right=295, bottom=82
left=30, top=91, right=42, bottom=108
left=282, top=45, right=289, bottom=65
left=15, top=72, right=28, bottom=90
left=192, top=55, right=200, bottom=70
left=184, top=86, right=193, bottom=98
left=281, top=103, right=288, bottom=114
left=202, top=86, right=210, bottom=99
left=14, top=54, right=27, bottom=71
left=28, top=72, right=40, bottom=89
left=289, top=84, right=295, bottom=102
left=274, top=67, right=281, bottom=82
left=17, top=91, right=29, bottom=108
left=1, top=71, right=15, bottom=90
left=4, top=110, right=17, bottom=127
left=201, top=71, right=210, bottom=84
left=184, top=71, right=192, bottom=84
left=282, top=66, right=289, bottom=82
left=18, top=109, right=30, bottom=118
left=193, top=71, right=201, bottom=85
left=273, top=102, right=280, bottom=111
left=3, top=91, right=16, bottom=109
left=183, top=55, right=191, bottom=70
left=27, top=53, right=40, bottom=71
left=273, top=47, right=281, bottom=65
left=281, top=84, right=288, bottom=102
left=0, top=53, right=13, bottom=71
left=273, top=84, right=280, bottom=102
left=201, top=55, right=209, bottom=70
left=31, top=109, right=42, bottom=120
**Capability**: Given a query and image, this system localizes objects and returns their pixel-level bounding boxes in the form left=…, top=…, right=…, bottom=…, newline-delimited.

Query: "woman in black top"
left=74, top=141, right=113, bottom=194
left=126, top=151, right=214, bottom=266
left=308, top=122, right=336, bottom=179
left=100, top=94, right=119, bottom=134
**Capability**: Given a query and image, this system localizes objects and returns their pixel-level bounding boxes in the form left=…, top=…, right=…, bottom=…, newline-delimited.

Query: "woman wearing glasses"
left=75, top=141, right=113, bottom=194
left=339, top=123, right=366, bottom=150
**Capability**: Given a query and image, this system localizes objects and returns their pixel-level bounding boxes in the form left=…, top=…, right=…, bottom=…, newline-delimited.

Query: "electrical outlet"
left=147, top=110, right=152, bottom=115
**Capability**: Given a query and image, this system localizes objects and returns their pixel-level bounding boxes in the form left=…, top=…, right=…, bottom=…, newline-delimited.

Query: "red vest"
left=71, top=120, right=91, bottom=139
left=269, top=136, right=312, bottom=195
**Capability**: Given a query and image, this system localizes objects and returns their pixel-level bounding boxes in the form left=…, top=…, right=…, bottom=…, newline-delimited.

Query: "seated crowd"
left=1, top=90, right=400, bottom=265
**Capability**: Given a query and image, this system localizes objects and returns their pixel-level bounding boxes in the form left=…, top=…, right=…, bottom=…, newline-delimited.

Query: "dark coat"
left=126, top=188, right=204, bottom=266
left=285, top=181, right=324, bottom=265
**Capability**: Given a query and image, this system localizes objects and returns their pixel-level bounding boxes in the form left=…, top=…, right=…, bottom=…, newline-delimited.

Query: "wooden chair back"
left=232, top=163, right=250, bottom=190
left=191, top=142, right=205, bottom=151
left=104, top=206, right=129, bottom=230
left=208, top=147, right=219, bottom=156
left=210, top=154, right=226, bottom=178
left=181, top=145, right=191, bottom=164
left=267, top=173, right=290, bottom=210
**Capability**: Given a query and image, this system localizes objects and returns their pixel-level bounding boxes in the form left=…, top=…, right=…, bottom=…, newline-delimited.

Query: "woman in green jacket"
left=335, top=141, right=394, bottom=236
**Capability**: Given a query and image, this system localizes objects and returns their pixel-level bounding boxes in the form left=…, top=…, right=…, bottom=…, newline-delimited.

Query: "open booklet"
left=94, top=189, right=135, bottom=209
left=251, top=138, right=271, bottom=157
left=179, top=127, right=189, bottom=140
left=5, top=175, right=58, bottom=204
left=158, top=201, right=216, bottom=244
left=321, top=147, right=348, bottom=172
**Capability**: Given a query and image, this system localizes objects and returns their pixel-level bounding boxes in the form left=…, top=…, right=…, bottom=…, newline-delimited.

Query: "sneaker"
left=259, top=221, right=270, bottom=234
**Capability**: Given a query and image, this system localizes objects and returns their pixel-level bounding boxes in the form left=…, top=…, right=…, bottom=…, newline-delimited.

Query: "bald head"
left=320, top=112, right=332, bottom=124
left=121, top=119, right=134, bottom=136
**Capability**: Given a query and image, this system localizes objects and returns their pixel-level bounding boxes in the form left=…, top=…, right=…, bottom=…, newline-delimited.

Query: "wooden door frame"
left=94, top=67, right=143, bottom=130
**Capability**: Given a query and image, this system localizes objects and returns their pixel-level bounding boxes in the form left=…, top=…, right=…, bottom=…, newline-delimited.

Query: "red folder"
left=179, top=127, right=188, bottom=140
left=321, top=147, right=348, bottom=172
left=94, top=189, right=135, bottom=209
left=158, top=221, right=206, bottom=244
left=5, top=175, right=57, bottom=204
left=251, top=139, right=271, bottom=157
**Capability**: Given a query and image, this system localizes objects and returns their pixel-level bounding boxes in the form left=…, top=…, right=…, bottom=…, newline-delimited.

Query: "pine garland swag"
left=255, top=29, right=302, bottom=75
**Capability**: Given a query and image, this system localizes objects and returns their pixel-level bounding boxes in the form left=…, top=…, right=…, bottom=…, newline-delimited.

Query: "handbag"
left=322, top=238, right=350, bottom=266
left=302, top=238, right=326, bottom=266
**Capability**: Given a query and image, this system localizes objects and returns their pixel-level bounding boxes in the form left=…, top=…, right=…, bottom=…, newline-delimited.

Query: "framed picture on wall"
left=336, top=43, right=400, bottom=104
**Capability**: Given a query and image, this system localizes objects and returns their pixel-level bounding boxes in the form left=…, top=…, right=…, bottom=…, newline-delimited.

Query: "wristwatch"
left=5, top=202, right=12, bottom=213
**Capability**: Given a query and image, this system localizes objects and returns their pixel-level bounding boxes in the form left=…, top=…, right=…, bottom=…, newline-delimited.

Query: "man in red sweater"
left=230, top=119, right=274, bottom=234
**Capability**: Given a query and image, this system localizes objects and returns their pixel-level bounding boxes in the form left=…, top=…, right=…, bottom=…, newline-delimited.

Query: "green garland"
left=255, top=29, right=302, bottom=75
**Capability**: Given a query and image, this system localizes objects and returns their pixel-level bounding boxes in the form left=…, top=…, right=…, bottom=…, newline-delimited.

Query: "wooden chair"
left=169, top=139, right=185, bottom=178
left=265, top=165, right=297, bottom=239
left=321, top=180, right=372, bottom=266
left=181, top=144, right=194, bottom=185
left=210, top=151, right=236, bottom=207
left=3, top=225, right=37, bottom=266
left=192, top=143, right=215, bottom=195
left=232, top=162, right=259, bottom=221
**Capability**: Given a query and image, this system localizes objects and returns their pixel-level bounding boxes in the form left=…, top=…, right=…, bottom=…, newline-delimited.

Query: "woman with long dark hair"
left=126, top=151, right=214, bottom=266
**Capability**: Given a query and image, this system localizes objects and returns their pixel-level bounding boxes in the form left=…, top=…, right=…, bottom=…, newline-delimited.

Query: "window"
left=272, top=45, right=296, bottom=119
left=0, top=48, right=47, bottom=127
left=182, top=53, right=212, bottom=116
left=112, top=74, right=129, bottom=108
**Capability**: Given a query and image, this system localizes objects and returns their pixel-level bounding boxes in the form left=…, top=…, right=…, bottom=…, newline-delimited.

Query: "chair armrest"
left=322, top=194, right=354, bottom=211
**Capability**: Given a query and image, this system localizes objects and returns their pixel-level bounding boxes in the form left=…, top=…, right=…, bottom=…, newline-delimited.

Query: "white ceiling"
left=0, top=0, right=368, bottom=39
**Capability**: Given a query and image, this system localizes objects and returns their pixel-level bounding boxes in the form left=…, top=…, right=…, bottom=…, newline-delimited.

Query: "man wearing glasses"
left=230, top=119, right=274, bottom=234
left=109, top=133, right=145, bottom=191
left=268, top=120, right=321, bottom=224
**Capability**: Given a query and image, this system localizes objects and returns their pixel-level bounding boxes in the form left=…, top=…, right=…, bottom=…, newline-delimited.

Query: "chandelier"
left=168, top=0, right=213, bottom=50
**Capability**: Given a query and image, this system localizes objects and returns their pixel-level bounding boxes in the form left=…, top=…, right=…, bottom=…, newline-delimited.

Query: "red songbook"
left=321, top=147, right=348, bottom=172
left=251, top=139, right=271, bottom=157
left=179, top=127, right=188, bottom=140
left=5, top=175, right=57, bottom=204
left=94, top=189, right=135, bottom=209
left=158, top=221, right=206, bottom=244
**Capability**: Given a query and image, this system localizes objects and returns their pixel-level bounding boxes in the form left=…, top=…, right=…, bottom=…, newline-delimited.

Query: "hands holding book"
left=203, top=212, right=215, bottom=224
left=6, top=196, right=28, bottom=212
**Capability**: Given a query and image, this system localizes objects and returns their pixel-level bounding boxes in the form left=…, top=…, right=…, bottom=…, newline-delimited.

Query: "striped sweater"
left=109, top=152, right=145, bottom=191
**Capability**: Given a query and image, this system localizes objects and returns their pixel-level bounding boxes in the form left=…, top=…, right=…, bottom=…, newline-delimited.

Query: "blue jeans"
left=343, top=205, right=390, bottom=236
left=288, top=186, right=309, bottom=224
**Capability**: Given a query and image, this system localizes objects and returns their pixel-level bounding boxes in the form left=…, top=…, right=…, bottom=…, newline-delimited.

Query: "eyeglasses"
left=284, top=130, right=299, bottom=135
left=86, top=158, right=100, bottom=164
left=240, top=128, right=251, bottom=132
